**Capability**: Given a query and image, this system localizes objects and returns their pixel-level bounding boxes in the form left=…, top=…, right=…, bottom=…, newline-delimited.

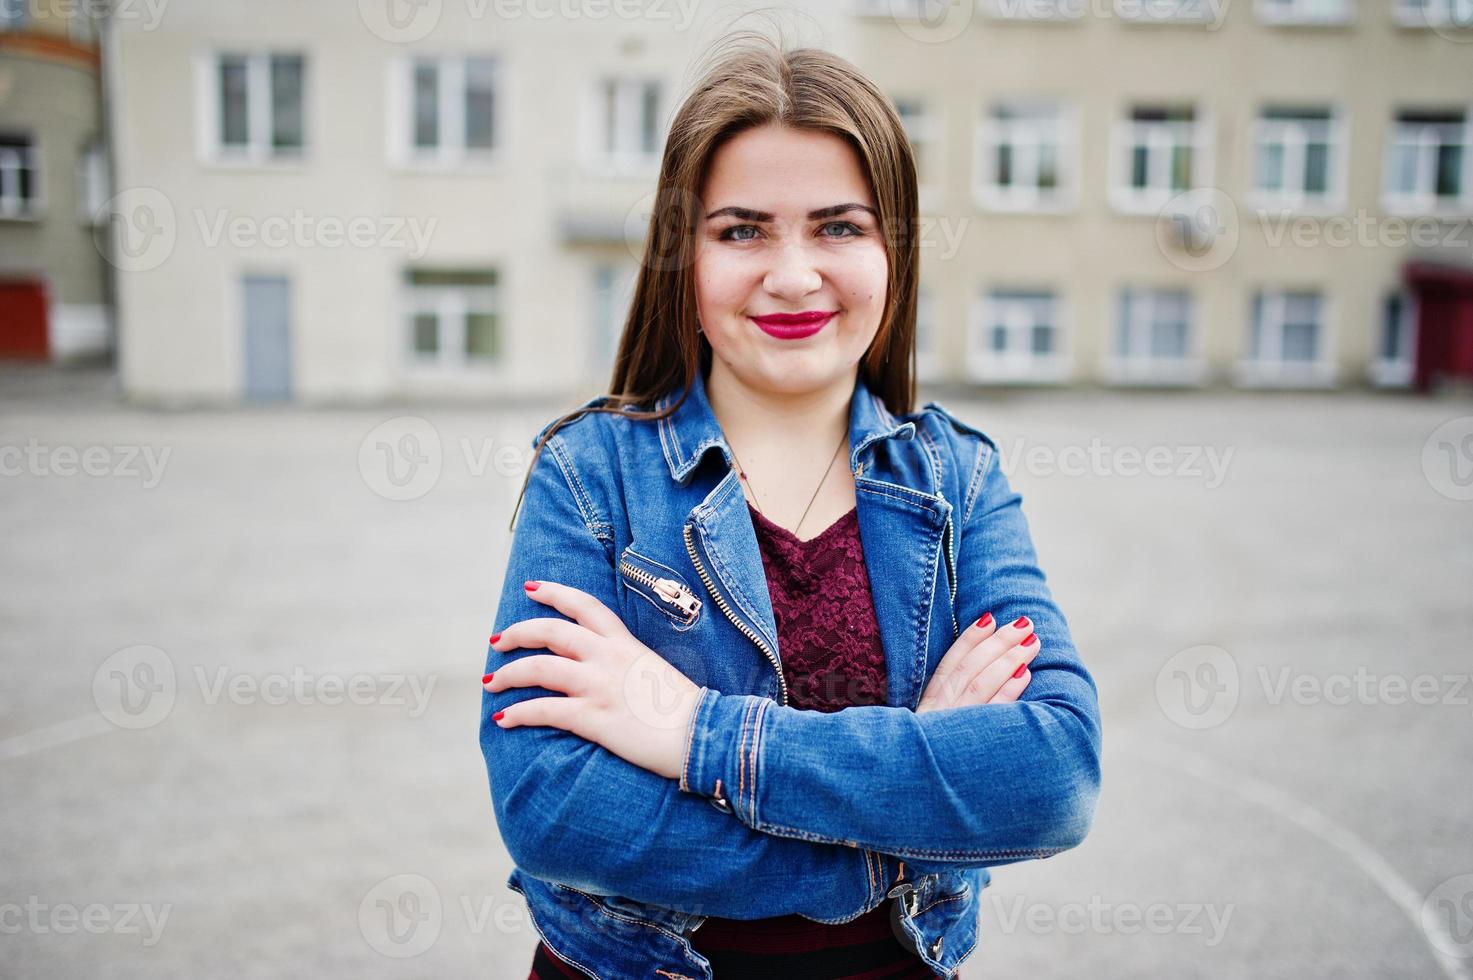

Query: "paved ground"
left=2, top=362, right=1471, bottom=979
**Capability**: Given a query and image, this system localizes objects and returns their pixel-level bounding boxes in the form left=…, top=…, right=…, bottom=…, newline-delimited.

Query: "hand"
left=915, top=613, right=1039, bottom=714
left=482, top=580, right=705, bottom=782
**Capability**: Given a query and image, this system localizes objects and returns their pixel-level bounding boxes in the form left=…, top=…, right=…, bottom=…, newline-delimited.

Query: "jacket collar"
left=655, top=367, right=917, bottom=485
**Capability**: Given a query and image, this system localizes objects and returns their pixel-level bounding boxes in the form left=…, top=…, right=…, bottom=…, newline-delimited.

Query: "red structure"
left=1407, top=261, right=1473, bottom=393
left=0, top=279, right=49, bottom=360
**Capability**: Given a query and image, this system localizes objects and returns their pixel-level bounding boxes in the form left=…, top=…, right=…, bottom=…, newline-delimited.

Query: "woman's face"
left=693, top=123, right=890, bottom=399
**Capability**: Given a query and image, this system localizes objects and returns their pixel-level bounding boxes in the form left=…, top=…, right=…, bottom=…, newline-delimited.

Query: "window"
left=976, top=102, right=1074, bottom=211
left=1114, top=0, right=1217, bottom=23
left=893, top=97, right=940, bottom=202
left=77, top=138, right=107, bottom=223
left=1371, top=289, right=1417, bottom=387
left=205, top=51, right=306, bottom=162
left=587, top=78, right=664, bottom=172
left=1111, top=105, right=1208, bottom=213
left=1251, top=106, right=1344, bottom=209
left=970, top=288, right=1068, bottom=382
left=1393, top=0, right=1473, bottom=29
left=402, top=55, right=501, bottom=165
left=1106, top=287, right=1204, bottom=384
left=1238, top=289, right=1334, bottom=386
left=855, top=0, right=955, bottom=19
left=915, top=286, right=941, bottom=383
left=0, top=133, right=40, bottom=218
left=590, top=260, right=637, bottom=375
left=404, top=268, right=502, bottom=370
left=1384, top=109, right=1470, bottom=213
left=1256, top=0, right=1353, bottom=23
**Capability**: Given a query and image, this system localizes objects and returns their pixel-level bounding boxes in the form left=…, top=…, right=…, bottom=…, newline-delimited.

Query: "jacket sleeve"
left=480, top=430, right=882, bottom=919
left=678, top=434, right=1103, bottom=868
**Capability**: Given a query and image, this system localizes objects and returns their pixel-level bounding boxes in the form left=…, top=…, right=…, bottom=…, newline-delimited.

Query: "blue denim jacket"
left=479, top=366, right=1103, bottom=979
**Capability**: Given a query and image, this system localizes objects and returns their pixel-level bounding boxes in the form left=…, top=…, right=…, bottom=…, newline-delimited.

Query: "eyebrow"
left=703, top=203, right=878, bottom=222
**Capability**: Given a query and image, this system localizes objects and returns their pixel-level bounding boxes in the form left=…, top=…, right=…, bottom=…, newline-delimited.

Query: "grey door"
left=242, top=275, right=292, bottom=401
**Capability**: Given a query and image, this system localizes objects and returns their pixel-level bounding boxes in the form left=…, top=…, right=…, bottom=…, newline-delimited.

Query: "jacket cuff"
left=679, top=687, right=770, bottom=820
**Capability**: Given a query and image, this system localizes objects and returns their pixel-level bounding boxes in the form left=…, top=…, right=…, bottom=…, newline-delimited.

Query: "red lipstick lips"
left=750, top=310, right=837, bottom=340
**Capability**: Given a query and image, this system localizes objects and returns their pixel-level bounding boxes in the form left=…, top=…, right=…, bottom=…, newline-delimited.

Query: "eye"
left=718, top=224, right=761, bottom=242
left=820, top=221, right=862, bottom=239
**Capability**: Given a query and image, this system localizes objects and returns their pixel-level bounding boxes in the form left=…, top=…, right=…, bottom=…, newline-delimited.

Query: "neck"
left=705, top=361, right=853, bottom=464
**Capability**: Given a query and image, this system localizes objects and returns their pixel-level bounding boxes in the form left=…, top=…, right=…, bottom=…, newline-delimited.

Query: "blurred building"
left=102, top=0, right=1473, bottom=403
left=0, top=2, right=113, bottom=363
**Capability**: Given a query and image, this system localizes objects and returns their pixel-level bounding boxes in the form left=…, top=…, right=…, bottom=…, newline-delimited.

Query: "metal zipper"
left=618, top=559, right=701, bottom=626
left=942, top=511, right=958, bottom=641
left=682, top=521, right=789, bottom=706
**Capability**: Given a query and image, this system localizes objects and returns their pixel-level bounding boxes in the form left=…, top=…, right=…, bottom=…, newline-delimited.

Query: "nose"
left=762, top=237, right=822, bottom=301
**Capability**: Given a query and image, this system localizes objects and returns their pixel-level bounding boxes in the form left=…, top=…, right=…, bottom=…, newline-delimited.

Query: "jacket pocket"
left=619, top=544, right=702, bottom=631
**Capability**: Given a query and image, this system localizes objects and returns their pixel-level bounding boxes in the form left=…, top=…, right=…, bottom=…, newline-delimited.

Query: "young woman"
left=479, top=33, right=1103, bottom=980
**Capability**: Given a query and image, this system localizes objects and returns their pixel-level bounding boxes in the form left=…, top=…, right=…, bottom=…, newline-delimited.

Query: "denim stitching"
left=547, top=436, right=601, bottom=532
left=698, top=476, right=780, bottom=655
left=747, top=819, right=1063, bottom=860
left=746, top=699, right=769, bottom=823
left=961, top=438, right=993, bottom=526
left=678, top=688, right=704, bottom=794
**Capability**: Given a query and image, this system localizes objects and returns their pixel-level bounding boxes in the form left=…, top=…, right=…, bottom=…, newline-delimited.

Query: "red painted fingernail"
left=1012, top=616, right=1029, bottom=628
left=492, top=711, right=505, bottom=722
left=524, top=581, right=539, bottom=591
left=489, top=633, right=501, bottom=644
left=1012, top=663, right=1027, bottom=679
left=976, top=612, right=993, bottom=628
left=482, top=673, right=494, bottom=684
left=1021, top=633, right=1038, bottom=647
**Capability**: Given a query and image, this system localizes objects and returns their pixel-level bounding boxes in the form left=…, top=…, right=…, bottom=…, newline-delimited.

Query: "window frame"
left=969, top=286, right=1071, bottom=383
left=1235, top=287, right=1337, bottom=387
left=401, top=268, right=505, bottom=373
left=388, top=52, right=507, bottom=171
left=1381, top=106, right=1473, bottom=216
left=974, top=100, right=1079, bottom=214
left=1109, top=104, right=1212, bottom=215
left=0, top=131, right=42, bottom=220
left=581, top=75, right=666, bottom=177
left=196, top=48, right=309, bottom=167
left=1102, top=286, right=1207, bottom=386
left=1247, top=104, right=1348, bottom=215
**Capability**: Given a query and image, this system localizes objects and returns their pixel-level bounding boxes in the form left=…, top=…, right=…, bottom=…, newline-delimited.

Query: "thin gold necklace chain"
left=728, top=427, right=848, bottom=540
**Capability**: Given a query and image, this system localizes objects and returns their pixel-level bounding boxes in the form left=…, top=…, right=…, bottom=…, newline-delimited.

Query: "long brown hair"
left=509, top=30, right=920, bottom=531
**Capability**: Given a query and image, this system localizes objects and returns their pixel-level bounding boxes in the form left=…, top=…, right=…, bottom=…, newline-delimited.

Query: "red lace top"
left=527, top=499, right=938, bottom=980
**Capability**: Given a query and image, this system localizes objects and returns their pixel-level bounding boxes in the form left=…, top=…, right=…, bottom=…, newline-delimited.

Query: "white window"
left=404, top=268, right=502, bottom=370
left=1105, top=287, right=1205, bottom=385
left=584, top=77, right=664, bottom=173
left=976, top=101, right=1075, bottom=212
left=1383, top=109, right=1471, bottom=214
left=201, top=51, right=306, bottom=163
left=1237, top=288, right=1335, bottom=386
left=1393, top=0, right=1473, bottom=29
left=590, top=260, right=638, bottom=376
left=982, top=0, right=1085, bottom=19
left=1114, top=0, right=1217, bottom=23
left=1251, top=106, right=1345, bottom=210
left=970, top=288, right=1069, bottom=382
left=0, top=133, right=40, bottom=218
left=1371, top=289, right=1417, bottom=387
left=915, top=286, right=942, bottom=383
left=893, top=97, right=941, bottom=205
left=77, top=138, right=108, bottom=223
left=855, top=0, right=954, bottom=19
left=393, top=55, right=502, bottom=166
left=1256, top=0, right=1353, bottom=23
left=1110, top=105, right=1209, bottom=213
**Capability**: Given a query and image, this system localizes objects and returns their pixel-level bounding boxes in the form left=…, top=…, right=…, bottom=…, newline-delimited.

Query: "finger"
left=934, top=615, right=1038, bottom=708
left=490, top=618, right=595, bottom=659
left=522, top=580, right=630, bottom=639
left=484, top=654, right=588, bottom=697
left=987, top=668, right=1030, bottom=705
left=926, top=612, right=999, bottom=701
left=953, top=632, right=1040, bottom=708
left=490, top=695, right=578, bottom=731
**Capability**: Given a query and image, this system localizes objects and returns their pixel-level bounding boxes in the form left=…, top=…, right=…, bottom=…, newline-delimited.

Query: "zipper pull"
left=653, top=578, right=701, bottom=620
